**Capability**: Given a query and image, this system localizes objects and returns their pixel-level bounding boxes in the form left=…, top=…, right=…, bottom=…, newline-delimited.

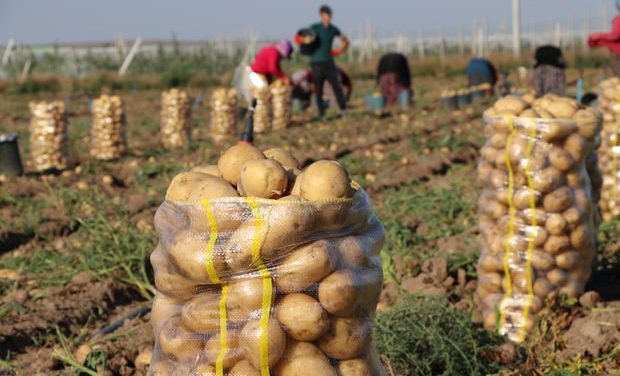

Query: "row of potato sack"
left=251, top=80, right=293, bottom=134
left=90, top=94, right=127, bottom=160
left=596, top=78, right=620, bottom=221
left=476, top=94, right=602, bottom=342
left=149, top=145, right=387, bottom=375
left=29, top=101, right=69, bottom=171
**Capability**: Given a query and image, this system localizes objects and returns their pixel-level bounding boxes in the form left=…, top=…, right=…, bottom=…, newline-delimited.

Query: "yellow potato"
left=479, top=253, right=504, bottom=272
left=533, top=278, right=555, bottom=298
left=203, top=330, right=242, bottom=369
left=191, top=362, right=216, bottom=376
left=300, top=160, right=352, bottom=201
left=229, top=360, right=260, bottom=376
left=543, top=235, right=571, bottom=255
left=166, top=171, right=211, bottom=201
left=549, top=146, right=575, bottom=171
left=531, top=250, right=555, bottom=271
left=227, top=278, right=274, bottom=320
left=519, top=108, right=539, bottom=118
left=335, top=235, right=370, bottom=269
left=338, top=359, right=373, bottom=376
left=275, top=293, right=329, bottom=341
left=545, top=213, right=568, bottom=235
left=191, top=164, right=222, bottom=177
left=540, top=121, right=577, bottom=142
left=562, top=207, right=584, bottom=228
left=289, top=171, right=304, bottom=196
left=238, top=159, right=288, bottom=199
left=532, top=167, right=566, bottom=193
left=273, top=341, right=337, bottom=376
left=151, top=248, right=200, bottom=299
left=185, top=175, right=240, bottom=201
left=165, top=230, right=226, bottom=283
left=493, top=96, right=528, bottom=114
left=318, top=318, right=371, bottom=360
left=546, top=101, right=577, bottom=119
left=263, top=148, right=300, bottom=171
left=572, top=109, right=601, bottom=141
left=275, top=239, right=337, bottom=293
left=569, top=225, right=591, bottom=249
left=481, top=146, right=499, bottom=163
left=159, top=317, right=204, bottom=362
left=181, top=292, right=220, bottom=333
left=543, top=187, right=572, bottom=213
left=151, top=293, right=183, bottom=332
left=489, top=133, right=507, bottom=149
left=547, top=268, right=568, bottom=286
left=523, top=226, right=548, bottom=247
left=555, top=251, right=580, bottom=270
left=149, top=360, right=174, bottom=376
left=240, top=319, right=287, bottom=369
left=318, top=270, right=359, bottom=317
left=558, top=280, right=585, bottom=298
left=513, top=187, right=540, bottom=210
left=563, top=133, right=589, bottom=161
left=225, top=196, right=315, bottom=272
left=218, top=144, right=265, bottom=185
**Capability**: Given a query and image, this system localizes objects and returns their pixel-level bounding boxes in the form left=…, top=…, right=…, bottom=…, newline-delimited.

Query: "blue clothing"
left=466, top=58, right=498, bottom=86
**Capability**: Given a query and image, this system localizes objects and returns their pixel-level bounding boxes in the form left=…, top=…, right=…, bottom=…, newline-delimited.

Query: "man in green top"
left=298, top=5, right=350, bottom=119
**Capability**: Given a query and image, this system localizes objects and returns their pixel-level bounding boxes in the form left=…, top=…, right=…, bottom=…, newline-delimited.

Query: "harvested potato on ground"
left=203, top=330, right=242, bottom=369
left=318, top=318, right=371, bottom=360
left=158, top=317, right=204, bottom=362
left=275, top=239, right=337, bottom=293
left=338, top=359, right=373, bottom=376
left=275, top=293, right=329, bottom=341
left=191, top=164, right=222, bottom=177
left=218, top=144, right=265, bottom=185
left=300, top=160, right=351, bottom=200
left=264, top=148, right=300, bottom=170
left=238, top=159, right=288, bottom=199
left=274, top=341, right=337, bottom=376
left=240, top=319, right=287, bottom=369
left=229, top=360, right=260, bottom=376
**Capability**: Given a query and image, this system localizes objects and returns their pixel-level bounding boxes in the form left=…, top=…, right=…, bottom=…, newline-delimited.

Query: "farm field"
left=0, top=71, right=619, bottom=376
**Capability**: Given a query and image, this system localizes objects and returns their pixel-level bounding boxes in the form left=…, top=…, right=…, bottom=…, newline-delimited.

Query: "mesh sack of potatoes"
left=211, top=88, right=238, bottom=141
left=596, top=80, right=620, bottom=221
left=253, top=86, right=272, bottom=134
left=270, top=80, right=292, bottom=131
left=90, top=94, right=127, bottom=160
left=29, top=101, right=69, bottom=172
left=148, top=145, right=387, bottom=376
left=161, top=89, right=192, bottom=150
left=475, top=95, right=601, bottom=342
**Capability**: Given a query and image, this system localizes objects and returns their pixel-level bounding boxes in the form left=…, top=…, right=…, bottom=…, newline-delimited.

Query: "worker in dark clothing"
left=466, top=58, right=498, bottom=88
left=296, top=5, right=349, bottom=119
left=376, top=52, right=412, bottom=107
left=531, top=45, right=566, bottom=97
left=291, top=67, right=352, bottom=110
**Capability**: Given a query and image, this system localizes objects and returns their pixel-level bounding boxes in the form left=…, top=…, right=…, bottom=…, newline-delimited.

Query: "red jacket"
left=589, top=15, right=620, bottom=55
left=250, top=45, right=286, bottom=80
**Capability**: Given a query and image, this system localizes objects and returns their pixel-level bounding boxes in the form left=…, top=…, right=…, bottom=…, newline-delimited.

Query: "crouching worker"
left=376, top=52, right=412, bottom=107
left=238, top=40, right=293, bottom=104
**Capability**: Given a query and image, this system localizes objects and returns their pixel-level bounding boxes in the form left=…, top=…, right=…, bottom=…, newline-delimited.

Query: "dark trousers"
left=312, top=62, right=346, bottom=116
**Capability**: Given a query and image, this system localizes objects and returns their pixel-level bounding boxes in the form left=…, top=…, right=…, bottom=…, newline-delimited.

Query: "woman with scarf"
left=376, top=52, right=412, bottom=107
left=531, top=45, right=566, bottom=97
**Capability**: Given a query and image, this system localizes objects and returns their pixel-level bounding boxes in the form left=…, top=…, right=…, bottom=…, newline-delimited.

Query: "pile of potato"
left=210, top=88, right=238, bottom=141
left=149, top=145, right=387, bottom=375
left=29, top=101, right=69, bottom=172
left=596, top=80, right=620, bottom=221
left=90, top=94, right=126, bottom=160
left=252, top=87, right=272, bottom=133
left=161, top=89, right=192, bottom=150
left=476, top=94, right=601, bottom=342
left=270, top=80, right=291, bottom=131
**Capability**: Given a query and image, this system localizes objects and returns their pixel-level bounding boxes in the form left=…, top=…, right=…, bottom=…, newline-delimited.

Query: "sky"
left=0, top=0, right=615, bottom=45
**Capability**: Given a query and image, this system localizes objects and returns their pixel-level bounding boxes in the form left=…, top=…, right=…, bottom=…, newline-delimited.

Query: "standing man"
left=297, top=5, right=349, bottom=120
left=588, top=1, right=620, bottom=76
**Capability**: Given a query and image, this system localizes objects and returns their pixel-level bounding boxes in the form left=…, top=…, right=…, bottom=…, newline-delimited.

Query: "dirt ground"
left=0, top=74, right=619, bottom=375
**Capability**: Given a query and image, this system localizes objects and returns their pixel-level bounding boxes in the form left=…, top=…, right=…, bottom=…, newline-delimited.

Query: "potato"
left=533, top=278, right=554, bottom=298
left=540, top=121, right=577, bottom=142
left=562, top=207, right=584, bottom=228
left=300, top=160, right=352, bottom=201
left=336, top=359, right=373, bottom=376
left=335, top=235, right=369, bottom=269
left=274, top=341, right=337, bottom=376
left=513, top=187, right=540, bottom=210
left=481, top=146, right=499, bottom=163
left=151, top=249, right=200, bottom=299
left=218, top=144, right=265, bottom=185
left=159, top=317, right=204, bottom=362
left=543, top=187, right=572, bottom=213
left=543, top=235, right=571, bottom=255
left=572, top=109, right=601, bottom=141
left=166, top=171, right=211, bottom=201
left=490, top=133, right=507, bottom=148
left=151, top=293, right=183, bottom=331
left=532, top=167, right=566, bottom=193
left=238, top=159, right=288, bottom=199
left=275, top=293, right=329, bottom=341
left=318, top=318, right=371, bottom=360
left=186, top=175, right=240, bottom=201
left=240, top=319, right=287, bottom=369
left=545, top=213, right=568, bottom=235
left=555, top=251, right=579, bottom=270
left=227, top=278, right=274, bottom=320
left=289, top=171, right=303, bottom=196
left=225, top=197, right=315, bottom=271
left=203, top=330, right=242, bottom=369
left=493, top=96, right=528, bottom=114
left=479, top=253, right=504, bottom=272
left=546, top=101, right=577, bottom=119
left=229, top=360, right=260, bottom=376
left=478, top=272, right=502, bottom=294
left=547, top=268, right=568, bottom=286
left=549, top=146, right=575, bottom=171
left=264, top=148, right=300, bottom=171
left=191, top=362, right=216, bottom=376
left=275, top=239, right=337, bottom=293
left=524, top=226, right=548, bottom=247
left=165, top=230, right=226, bottom=283
left=563, top=133, right=589, bottom=161
left=318, top=270, right=359, bottom=317
left=569, top=225, right=590, bottom=249
left=519, top=108, right=539, bottom=118
left=531, top=250, right=555, bottom=271
left=181, top=292, right=220, bottom=333
left=559, top=280, right=585, bottom=298
left=191, top=164, right=222, bottom=177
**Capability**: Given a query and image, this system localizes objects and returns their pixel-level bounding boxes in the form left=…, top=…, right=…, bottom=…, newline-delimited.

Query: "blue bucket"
left=398, top=90, right=413, bottom=109
left=365, top=94, right=386, bottom=112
